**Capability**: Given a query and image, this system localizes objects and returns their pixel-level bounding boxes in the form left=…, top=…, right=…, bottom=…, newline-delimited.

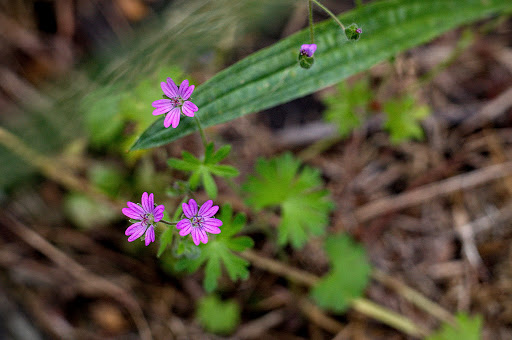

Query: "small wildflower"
left=356, top=28, right=362, bottom=34
left=122, top=192, right=165, bottom=246
left=298, top=44, right=317, bottom=69
left=152, top=78, right=199, bottom=128
left=176, top=199, right=222, bottom=245
left=300, top=44, right=317, bottom=58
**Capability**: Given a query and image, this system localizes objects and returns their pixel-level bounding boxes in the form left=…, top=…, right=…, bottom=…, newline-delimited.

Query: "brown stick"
left=2, top=213, right=152, bottom=340
left=354, top=161, right=512, bottom=222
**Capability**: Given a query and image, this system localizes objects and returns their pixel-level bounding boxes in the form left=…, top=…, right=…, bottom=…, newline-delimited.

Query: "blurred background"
left=1, top=0, right=512, bottom=339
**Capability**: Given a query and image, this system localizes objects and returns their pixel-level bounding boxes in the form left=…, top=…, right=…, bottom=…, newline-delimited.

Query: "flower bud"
left=345, top=23, right=362, bottom=41
left=298, top=44, right=317, bottom=69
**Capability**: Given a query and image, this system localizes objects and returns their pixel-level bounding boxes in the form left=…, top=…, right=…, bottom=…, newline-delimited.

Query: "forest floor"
left=1, top=1, right=512, bottom=339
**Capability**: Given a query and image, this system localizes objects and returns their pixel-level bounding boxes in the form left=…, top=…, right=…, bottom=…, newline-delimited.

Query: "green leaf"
left=175, top=204, right=253, bottom=292
left=209, top=164, right=240, bottom=177
left=182, top=151, right=201, bottom=164
left=63, top=193, right=118, bottom=230
left=323, top=79, right=372, bottom=137
left=168, top=144, right=238, bottom=197
left=203, top=142, right=216, bottom=164
left=311, top=234, right=371, bottom=313
left=196, top=295, right=240, bottom=335
left=202, top=170, right=218, bottom=199
left=157, top=227, right=174, bottom=258
left=167, top=158, right=198, bottom=172
left=244, top=153, right=334, bottom=249
left=383, top=96, right=431, bottom=144
left=132, top=0, right=512, bottom=150
left=83, top=89, right=124, bottom=148
left=88, top=164, right=124, bottom=197
left=210, top=145, right=232, bottom=164
left=189, top=170, right=202, bottom=190
left=427, top=312, right=482, bottom=340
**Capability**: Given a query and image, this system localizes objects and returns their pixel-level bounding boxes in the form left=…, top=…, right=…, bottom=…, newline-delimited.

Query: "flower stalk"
left=194, top=116, right=209, bottom=150
left=308, top=0, right=315, bottom=44
left=311, top=0, right=346, bottom=31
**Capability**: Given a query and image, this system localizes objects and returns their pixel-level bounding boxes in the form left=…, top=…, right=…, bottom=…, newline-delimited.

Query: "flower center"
left=170, top=97, right=183, bottom=107
left=142, top=213, right=154, bottom=226
left=192, top=216, right=204, bottom=227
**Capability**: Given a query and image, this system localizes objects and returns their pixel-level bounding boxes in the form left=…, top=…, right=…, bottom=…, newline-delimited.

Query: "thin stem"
left=352, top=299, right=428, bottom=337
left=308, top=0, right=315, bottom=44
left=311, top=0, right=345, bottom=31
left=241, top=249, right=319, bottom=286
left=372, top=269, right=456, bottom=325
left=159, top=219, right=177, bottom=225
left=297, top=135, right=342, bottom=162
left=194, top=116, right=208, bottom=149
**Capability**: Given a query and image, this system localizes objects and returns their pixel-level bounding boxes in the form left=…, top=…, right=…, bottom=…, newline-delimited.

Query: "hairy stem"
left=308, top=0, right=315, bottom=44
left=159, top=219, right=177, bottom=225
left=194, top=116, right=208, bottom=149
left=311, top=0, right=345, bottom=31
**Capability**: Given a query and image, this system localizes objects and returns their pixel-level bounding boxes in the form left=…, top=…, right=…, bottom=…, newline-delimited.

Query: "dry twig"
left=354, top=161, right=512, bottom=222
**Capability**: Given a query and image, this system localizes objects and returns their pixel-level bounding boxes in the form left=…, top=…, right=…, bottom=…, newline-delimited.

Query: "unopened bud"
left=345, top=24, right=362, bottom=41
left=298, top=44, right=317, bottom=69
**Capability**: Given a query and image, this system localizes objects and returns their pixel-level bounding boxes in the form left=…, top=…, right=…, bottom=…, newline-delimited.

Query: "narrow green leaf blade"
left=132, top=0, right=512, bottom=150
left=211, top=145, right=232, bottom=164
left=209, top=164, right=240, bottom=178
left=202, top=170, right=218, bottom=199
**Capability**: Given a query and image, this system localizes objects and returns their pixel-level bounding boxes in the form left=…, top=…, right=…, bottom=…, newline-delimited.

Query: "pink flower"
left=122, top=192, right=165, bottom=246
left=300, top=44, right=317, bottom=58
left=176, top=199, right=222, bottom=245
left=152, top=78, right=199, bottom=128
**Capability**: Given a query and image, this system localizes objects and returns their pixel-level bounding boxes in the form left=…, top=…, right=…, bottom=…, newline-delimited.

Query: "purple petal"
left=127, top=202, right=144, bottom=215
left=182, top=199, right=198, bottom=218
left=147, top=193, right=155, bottom=212
left=191, top=228, right=201, bottom=245
left=141, top=192, right=149, bottom=212
left=122, top=207, right=141, bottom=220
left=203, top=217, right=223, bottom=227
left=127, top=223, right=147, bottom=241
left=198, top=200, right=212, bottom=216
left=177, top=80, right=189, bottom=98
left=176, top=219, right=191, bottom=230
left=145, top=226, right=155, bottom=246
left=164, top=108, right=181, bottom=128
left=200, top=203, right=219, bottom=218
left=153, top=105, right=172, bottom=116
left=179, top=80, right=194, bottom=100
left=152, top=99, right=173, bottom=108
left=198, top=229, right=208, bottom=244
left=125, top=222, right=143, bottom=235
left=203, top=225, right=221, bottom=234
left=182, top=84, right=194, bottom=100
left=153, top=205, right=165, bottom=222
left=162, top=79, right=178, bottom=98
left=300, top=43, right=317, bottom=57
left=188, top=199, right=198, bottom=216
left=179, top=224, right=192, bottom=236
left=181, top=101, right=197, bottom=117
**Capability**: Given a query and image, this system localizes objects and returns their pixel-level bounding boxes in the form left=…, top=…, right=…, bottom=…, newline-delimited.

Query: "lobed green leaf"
left=426, top=312, right=482, bottom=340
left=196, top=295, right=241, bottom=335
left=311, top=234, right=372, bottom=313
